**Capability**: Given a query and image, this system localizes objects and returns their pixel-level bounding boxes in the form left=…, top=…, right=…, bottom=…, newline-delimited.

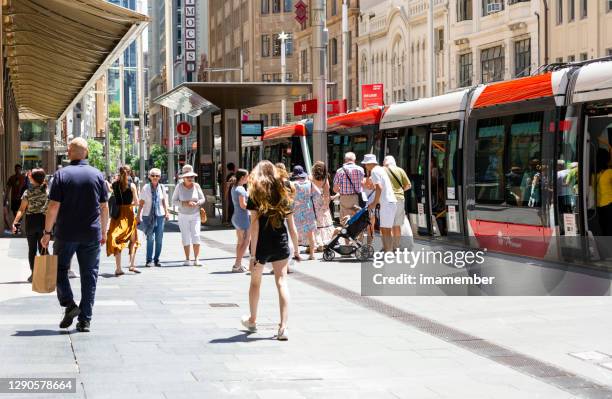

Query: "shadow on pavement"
left=210, top=332, right=274, bottom=343
left=0, top=281, right=29, bottom=285
left=12, top=329, right=68, bottom=337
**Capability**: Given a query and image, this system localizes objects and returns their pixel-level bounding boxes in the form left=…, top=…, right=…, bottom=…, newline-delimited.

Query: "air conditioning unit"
left=487, top=2, right=503, bottom=13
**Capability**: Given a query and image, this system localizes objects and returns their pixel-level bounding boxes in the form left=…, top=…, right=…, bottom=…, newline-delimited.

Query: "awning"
left=2, top=0, right=149, bottom=119
left=154, top=82, right=337, bottom=116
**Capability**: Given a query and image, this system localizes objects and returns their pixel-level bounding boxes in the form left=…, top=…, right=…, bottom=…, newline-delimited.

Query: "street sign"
left=294, top=99, right=318, bottom=116
left=176, top=121, right=192, bottom=136
left=362, top=83, right=384, bottom=108
left=327, top=99, right=347, bottom=116
left=184, top=0, right=197, bottom=75
left=295, top=0, right=308, bottom=24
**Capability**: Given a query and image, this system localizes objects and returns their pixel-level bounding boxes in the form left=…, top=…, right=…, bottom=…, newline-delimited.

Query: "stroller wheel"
left=355, top=246, right=371, bottom=262
left=322, top=249, right=336, bottom=261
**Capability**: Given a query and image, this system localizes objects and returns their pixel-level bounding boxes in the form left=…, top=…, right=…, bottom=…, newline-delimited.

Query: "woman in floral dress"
left=310, top=161, right=336, bottom=251
left=290, top=165, right=317, bottom=260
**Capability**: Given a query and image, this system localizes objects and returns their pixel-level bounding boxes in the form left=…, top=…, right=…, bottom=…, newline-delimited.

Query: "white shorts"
left=178, top=213, right=201, bottom=246
left=393, top=199, right=406, bottom=227
left=378, top=202, right=397, bottom=229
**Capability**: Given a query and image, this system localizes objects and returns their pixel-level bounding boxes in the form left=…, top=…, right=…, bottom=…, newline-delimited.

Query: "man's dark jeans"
left=55, top=240, right=100, bottom=322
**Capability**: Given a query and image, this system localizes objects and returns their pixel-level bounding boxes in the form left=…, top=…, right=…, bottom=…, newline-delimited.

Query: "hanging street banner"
left=362, top=84, right=384, bottom=108
left=295, top=0, right=308, bottom=26
left=184, top=0, right=197, bottom=76
left=294, top=99, right=318, bottom=116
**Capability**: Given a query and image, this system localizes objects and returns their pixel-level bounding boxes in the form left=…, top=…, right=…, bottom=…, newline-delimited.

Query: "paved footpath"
left=0, top=224, right=611, bottom=399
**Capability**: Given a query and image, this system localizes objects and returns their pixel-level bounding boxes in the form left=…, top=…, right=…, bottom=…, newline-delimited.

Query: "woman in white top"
left=136, top=168, right=170, bottom=267
left=172, top=165, right=206, bottom=266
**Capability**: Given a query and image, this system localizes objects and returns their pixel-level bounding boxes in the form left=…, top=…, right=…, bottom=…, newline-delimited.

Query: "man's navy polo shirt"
left=49, top=160, right=108, bottom=242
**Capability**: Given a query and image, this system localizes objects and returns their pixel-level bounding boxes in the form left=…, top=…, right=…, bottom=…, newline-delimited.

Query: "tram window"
left=475, top=118, right=505, bottom=204
left=508, top=112, right=542, bottom=207
left=447, top=127, right=459, bottom=191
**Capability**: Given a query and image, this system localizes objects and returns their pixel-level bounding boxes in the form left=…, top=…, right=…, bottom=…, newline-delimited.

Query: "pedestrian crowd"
left=4, top=138, right=412, bottom=340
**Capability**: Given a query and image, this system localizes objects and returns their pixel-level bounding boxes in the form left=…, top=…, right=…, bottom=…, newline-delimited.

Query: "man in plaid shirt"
left=333, top=152, right=365, bottom=219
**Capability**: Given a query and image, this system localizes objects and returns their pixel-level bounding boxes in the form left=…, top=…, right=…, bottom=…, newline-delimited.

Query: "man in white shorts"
left=383, top=155, right=411, bottom=250
left=361, top=154, right=397, bottom=252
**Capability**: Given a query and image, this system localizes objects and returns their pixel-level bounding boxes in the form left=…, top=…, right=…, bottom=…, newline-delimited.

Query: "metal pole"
left=119, top=55, right=126, bottom=164
left=342, top=0, right=349, bottom=102
left=105, top=72, right=111, bottom=177
left=137, top=0, right=146, bottom=184
left=280, top=32, right=287, bottom=125
left=165, top=0, right=176, bottom=185
left=312, top=0, right=328, bottom=168
left=428, top=0, right=435, bottom=97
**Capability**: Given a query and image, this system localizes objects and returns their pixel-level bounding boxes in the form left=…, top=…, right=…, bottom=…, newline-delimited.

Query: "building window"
left=556, top=0, right=563, bottom=24
left=331, top=38, right=338, bottom=65
left=261, top=0, right=269, bottom=14
left=436, top=28, right=444, bottom=52
left=458, top=0, right=473, bottom=21
left=514, top=38, right=531, bottom=77
left=556, top=56, right=563, bottom=63
left=568, top=0, right=575, bottom=21
left=483, top=0, right=504, bottom=16
left=481, top=45, right=505, bottom=83
left=580, top=52, right=588, bottom=61
left=508, top=0, right=529, bottom=4
left=459, top=52, right=473, bottom=87
left=608, top=0, right=612, bottom=12
left=331, top=0, right=337, bottom=16
left=261, top=35, right=270, bottom=57
left=262, top=73, right=272, bottom=82
left=568, top=55, right=576, bottom=62
left=286, top=33, right=294, bottom=56
left=284, top=0, right=292, bottom=12
left=301, top=49, right=308, bottom=75
left=607, top=49, right=612, bottom=56
left=580, top=0, right=587, bottom=17
left=272, top=34, right=281, bottom=56
left=272, top=0, right=281, bottom=13
left=244, top=40, right=249, bottom=62
left=271, top=113, right=280, bottom=126
left=261, top=114, right=269, bottom=126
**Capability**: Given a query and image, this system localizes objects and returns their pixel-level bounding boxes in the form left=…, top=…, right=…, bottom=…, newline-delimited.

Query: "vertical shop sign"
left=185, top=0, right=197, bottom=75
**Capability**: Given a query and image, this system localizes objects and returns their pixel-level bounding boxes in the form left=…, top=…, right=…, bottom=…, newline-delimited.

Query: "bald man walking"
left=41, top=138, right=109, bottom=333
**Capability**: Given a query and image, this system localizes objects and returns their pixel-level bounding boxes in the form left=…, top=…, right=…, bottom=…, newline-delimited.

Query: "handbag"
left=200, top=207, right=208, bottom=225
left=32, top=248, right=57, bottom=294
left=343, top=167, right=367, bottom=208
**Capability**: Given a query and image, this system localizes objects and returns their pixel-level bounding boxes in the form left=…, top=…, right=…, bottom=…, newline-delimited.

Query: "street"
left=1, top=225, right=612, bottom=399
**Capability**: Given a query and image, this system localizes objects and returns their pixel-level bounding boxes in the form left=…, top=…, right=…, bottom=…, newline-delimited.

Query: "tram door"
left=386, top=123, right=463, bottom=239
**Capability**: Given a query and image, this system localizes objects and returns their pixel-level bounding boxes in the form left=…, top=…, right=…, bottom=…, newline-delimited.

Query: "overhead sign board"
left=184, top=0, right=197, bottom=75
left=327, top=99, right=347, bottom=116
left=241, top=121, right=264, bottom=136
left=294, top=99, right=318, bottom=116
left=362, top=83, right=384, bottom=108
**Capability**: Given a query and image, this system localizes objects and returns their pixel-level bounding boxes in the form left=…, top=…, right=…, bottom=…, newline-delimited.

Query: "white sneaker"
left=241, top=316, right=257, bottom=332
left=277, top=327, right=289, bottom=341
left=193, top=259, right=202, bottom=267
left=232, top=264, right=247, bottom=273
left=183, top=260, right=191, bottom=266
left=145, top=262, right=154, bottom=268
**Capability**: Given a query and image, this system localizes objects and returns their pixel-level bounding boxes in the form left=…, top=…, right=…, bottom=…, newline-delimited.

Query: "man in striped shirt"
left=333, top=152, right=365, bottom=219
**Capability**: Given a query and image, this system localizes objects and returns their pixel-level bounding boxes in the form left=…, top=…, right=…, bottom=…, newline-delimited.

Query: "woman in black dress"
left=241, top=161, right=299, bottom=341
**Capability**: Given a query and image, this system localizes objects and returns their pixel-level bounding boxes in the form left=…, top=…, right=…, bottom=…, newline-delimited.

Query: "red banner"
left=294, top=99, right=318, bottom=116
left=327, top=99, right=347, bottom=116
left=361, top=84, right=384, bottom=108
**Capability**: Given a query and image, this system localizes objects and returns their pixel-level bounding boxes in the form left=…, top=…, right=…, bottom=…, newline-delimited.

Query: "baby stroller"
left=322, top=207, right=375, bottom=262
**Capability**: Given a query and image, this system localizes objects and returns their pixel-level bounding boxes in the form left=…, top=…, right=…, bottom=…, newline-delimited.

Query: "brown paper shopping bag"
left=32, top=249, right=58, bottom=294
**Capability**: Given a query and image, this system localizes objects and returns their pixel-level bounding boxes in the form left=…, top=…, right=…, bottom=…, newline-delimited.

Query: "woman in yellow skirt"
left=107, top=165, right=141, bottom=276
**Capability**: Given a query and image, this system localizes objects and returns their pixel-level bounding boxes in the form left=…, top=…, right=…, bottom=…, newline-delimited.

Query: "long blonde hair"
left=248, top=161, right=293, bottom=229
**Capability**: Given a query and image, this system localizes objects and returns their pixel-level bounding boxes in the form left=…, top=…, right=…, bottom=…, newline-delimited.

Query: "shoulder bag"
left=342, top=167, right=367, bottom=208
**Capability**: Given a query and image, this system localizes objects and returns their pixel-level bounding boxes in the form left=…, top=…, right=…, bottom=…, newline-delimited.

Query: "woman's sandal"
left=307, top=255, right=316, bottom=260
left=115, top=270, right=125, bottom=277
left=292, top=255, right=302, bottom=262
left=129, top=267, right=141, bottom=274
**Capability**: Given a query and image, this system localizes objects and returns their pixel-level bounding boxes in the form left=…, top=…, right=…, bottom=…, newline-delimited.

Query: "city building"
left=295, top=0, right=361, bottom=110
left=357, top=0, right=450, bottom=104
left=208, top=0, right=299, bottom=126
left=448, top=0, right=540, bottom=89
left=149, top=0, right=208, bottom=145
left=549, top=0, right=612, bottom=63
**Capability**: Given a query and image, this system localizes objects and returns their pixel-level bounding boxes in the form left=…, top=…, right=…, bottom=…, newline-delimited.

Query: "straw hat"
left=180, top=164, right=198, bottom=178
